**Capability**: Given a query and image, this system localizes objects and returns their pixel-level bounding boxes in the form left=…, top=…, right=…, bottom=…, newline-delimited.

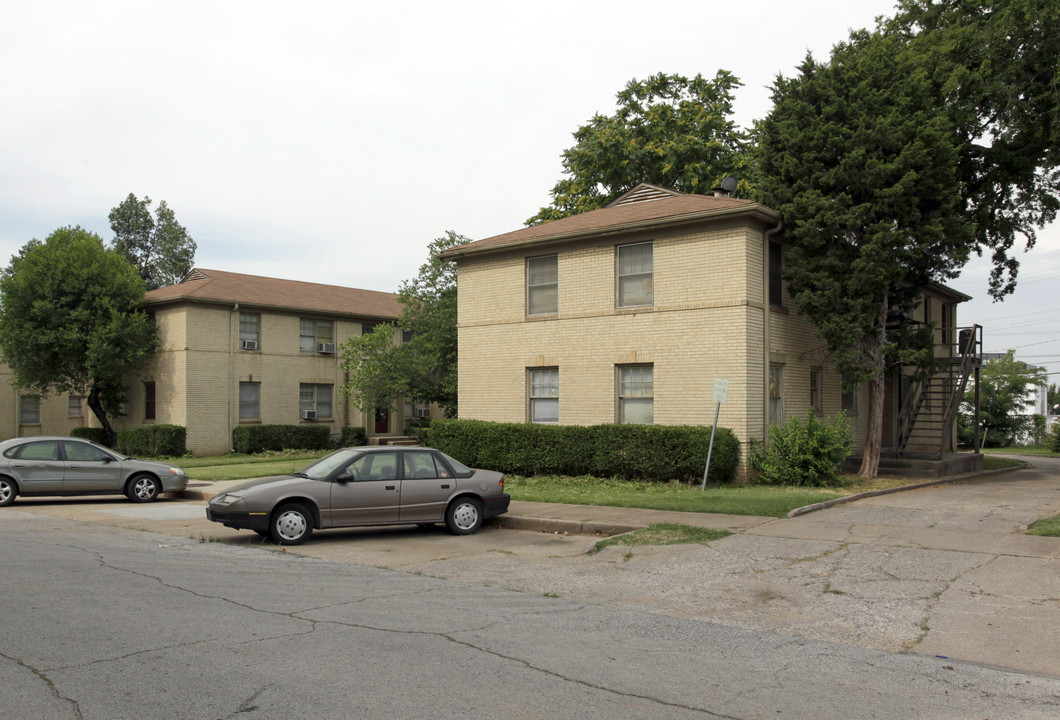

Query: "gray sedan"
left=206, top=446, right=510, bottom=545
left=0, top=436, right=188, bottom=506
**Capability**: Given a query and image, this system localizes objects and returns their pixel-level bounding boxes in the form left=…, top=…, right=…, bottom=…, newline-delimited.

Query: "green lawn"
left=981, top=446, right=1060, bottom=458
left=1027, top=514, right=1060, bottom=537
left=161, top=451, right=330, bottom=482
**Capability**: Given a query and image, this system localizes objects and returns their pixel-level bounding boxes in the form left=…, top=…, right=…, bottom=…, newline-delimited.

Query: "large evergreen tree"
left=0, top=227, right=157, bottom=446
left=527, top=71, right=752, bottom=225
left=757, top=31, right=974, bottom=477
left=109, top=193, right=197, bottom=290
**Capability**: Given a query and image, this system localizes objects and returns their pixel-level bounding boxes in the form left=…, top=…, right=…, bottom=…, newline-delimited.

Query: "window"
left=346, top=451, right=399, bottom=481
left=617, top=242, right=653, bottom=307
left=362, top=321, right=378, bottom=335
left=299, top=383, right=333, bottom=419
left=809, top=368, right=822, bottom=412
left=63, top=441, right=112, bottom=462
left=240, top=313, right=261, bottom=350
left=68, top=396, right=83, bottom=418
left=526, top=255, right=558, bottom=315
left=20, top=396, right=40, bottom=424
left=402, top=329, right=414, bottom=343
left=144, top=381, right=156, bottom=420
left=769, top=242, right=783, bottom=307
left=618, top=365, right=653, bottom=424
left=528, top=368, right=559, bottom=423
left=300, top=319, right=334, bottom=352
left=239, top=382, right=260, bottom=420
left=404, top=451, right=446, bottom=479
left=769, top=365, right=784, bottom=425
left=842, top=373, right=858, bottom=415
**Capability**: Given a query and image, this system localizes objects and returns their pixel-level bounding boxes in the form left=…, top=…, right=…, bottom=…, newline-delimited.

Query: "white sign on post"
left=703, top=378, right=729, bottom=490
left=712, top=378, right=730, bottom=404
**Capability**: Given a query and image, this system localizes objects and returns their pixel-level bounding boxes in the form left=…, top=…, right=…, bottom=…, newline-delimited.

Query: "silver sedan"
left=0, top=436, right=188, bottom=506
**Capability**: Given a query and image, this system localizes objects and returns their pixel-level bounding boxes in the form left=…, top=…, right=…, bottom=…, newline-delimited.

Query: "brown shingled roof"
left=440, top=184, right=780, bottom=260
left=143, top=269, right=402, bottom=319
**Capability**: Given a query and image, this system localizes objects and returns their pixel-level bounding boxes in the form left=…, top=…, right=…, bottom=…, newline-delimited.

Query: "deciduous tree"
left=341, top=232, right=464, bottom=418
left=961, top=350, right=1046, bottom=447
left=109, top=193, right=196, bottom=290
left=0, top=227, right=156, bottom=447
left=527, top=71, right=752, bottom=225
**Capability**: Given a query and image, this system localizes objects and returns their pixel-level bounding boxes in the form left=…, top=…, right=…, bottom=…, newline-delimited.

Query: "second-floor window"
left=20, top=396, right=40, bottom=424
left=617, top=242, right=653, bottom=307
left=240, top=313, right=261, bottom=350
left=769, top=242, right=783, bottom=307
left=300, top=319, right=334, bottom=352
left=527, top=255, right=558, bottom=315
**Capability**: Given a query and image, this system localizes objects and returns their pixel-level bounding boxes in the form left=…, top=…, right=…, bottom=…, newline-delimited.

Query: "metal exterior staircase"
left=895, top=325, right=981, bottom=459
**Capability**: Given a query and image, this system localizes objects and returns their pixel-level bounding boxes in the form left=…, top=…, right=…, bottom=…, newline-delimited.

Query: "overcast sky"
left=2, top=1, right=1058, bottom=381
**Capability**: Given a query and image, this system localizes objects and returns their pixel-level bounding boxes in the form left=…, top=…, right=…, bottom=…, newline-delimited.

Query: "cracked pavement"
left=3, top=456, right=1059, bottom=718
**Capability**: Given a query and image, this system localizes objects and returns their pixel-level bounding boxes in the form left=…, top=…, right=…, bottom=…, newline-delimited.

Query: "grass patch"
left=508, top=474, right=890, bottom=518
left=981, top=446, right=1060, bottom=458
left=982, top=456, right=1031, bottom=471
left=589, top=523, right=731, bottom=555
left=150, top=451, right=331, bottom=482
left=1027, top=514, right=1060, bottom=537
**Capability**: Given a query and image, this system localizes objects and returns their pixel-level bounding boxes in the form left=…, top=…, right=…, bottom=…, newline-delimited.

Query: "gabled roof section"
left=143, top=269, right=402, bottom=319
left=440, top=183, right=779, bottom=260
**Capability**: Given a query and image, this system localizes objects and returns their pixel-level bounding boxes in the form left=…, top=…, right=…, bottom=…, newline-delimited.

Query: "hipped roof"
left=440, top=183, right=781, bottom=260
left=143, top=268, right=402, bottom=319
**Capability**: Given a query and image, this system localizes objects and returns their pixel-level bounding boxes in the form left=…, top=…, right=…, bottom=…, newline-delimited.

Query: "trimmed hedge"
left=340, top=426, right=368, bottom=447
left=424, top=419, right=739, bottom=483
left=117, top=425, right=187, bottom=457
left=71, top=427, right=110, bottom=446
left=232, top=424, right=332, bottom=453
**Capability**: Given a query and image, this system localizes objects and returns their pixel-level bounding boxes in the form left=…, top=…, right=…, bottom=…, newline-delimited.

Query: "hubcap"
left=0, top=482, right=11, bottom=502
left=453, top=502, right=479, bottom=530
left=276, top=510, right=307, bottom=541
left=134, top=478, right=156, bottom=499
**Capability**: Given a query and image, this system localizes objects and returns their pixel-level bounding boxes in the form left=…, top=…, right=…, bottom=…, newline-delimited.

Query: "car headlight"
left=168, top=467, right=185, bottom=476
left=211, top=493, right=241, bottom=507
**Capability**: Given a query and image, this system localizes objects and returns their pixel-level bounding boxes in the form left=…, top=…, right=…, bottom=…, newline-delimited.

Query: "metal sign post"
left=702, top=378, right=729, bottom=490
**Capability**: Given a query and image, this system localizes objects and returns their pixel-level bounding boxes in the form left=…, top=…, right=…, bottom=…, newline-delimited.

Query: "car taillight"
left=499, top=477, right=505, bottom=489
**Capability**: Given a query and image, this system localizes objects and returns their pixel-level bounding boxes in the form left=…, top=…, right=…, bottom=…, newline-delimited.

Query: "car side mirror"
left=335, top=472, right=355, bottom=483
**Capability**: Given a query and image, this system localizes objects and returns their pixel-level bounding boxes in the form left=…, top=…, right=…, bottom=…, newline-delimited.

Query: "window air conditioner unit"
left=317, top=342, right=336, bottom=354
left=240, top=339, right=258, bottom=351
left=300, top=409, right=316, bottom=420
left=415, top=408, right=431, bottom=419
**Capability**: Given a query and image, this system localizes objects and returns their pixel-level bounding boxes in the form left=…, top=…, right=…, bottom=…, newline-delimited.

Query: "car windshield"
left=298, top=449, right=362, bottom=480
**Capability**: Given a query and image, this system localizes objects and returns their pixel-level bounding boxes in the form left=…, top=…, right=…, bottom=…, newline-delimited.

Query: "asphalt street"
left=2, top=455, right=1059, bottom=718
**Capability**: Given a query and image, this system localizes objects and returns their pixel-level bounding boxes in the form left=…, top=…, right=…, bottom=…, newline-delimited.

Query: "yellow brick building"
left=0, top=269, right=414, bottom=455
left=441, top=184, right=972, bottom=477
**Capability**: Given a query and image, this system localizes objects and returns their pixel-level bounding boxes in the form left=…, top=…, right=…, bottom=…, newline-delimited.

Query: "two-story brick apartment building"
left=440, top=184, right=974, bottom=477
left=0, top=269, right=415, bottom=454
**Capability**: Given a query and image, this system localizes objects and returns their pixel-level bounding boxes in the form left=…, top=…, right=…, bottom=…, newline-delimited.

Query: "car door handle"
left=440, top=484, right=451, bottom=489
left=385, top=485, right=396, bottom=491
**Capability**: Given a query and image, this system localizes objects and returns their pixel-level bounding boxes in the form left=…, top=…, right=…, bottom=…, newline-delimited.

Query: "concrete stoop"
left=842, top=451, right=984, bottom=478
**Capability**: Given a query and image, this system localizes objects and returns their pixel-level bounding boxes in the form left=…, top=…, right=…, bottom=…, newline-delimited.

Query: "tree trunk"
left=86, top=385, right=118, bottom=449
left=857, top=298, right=890, bottom=478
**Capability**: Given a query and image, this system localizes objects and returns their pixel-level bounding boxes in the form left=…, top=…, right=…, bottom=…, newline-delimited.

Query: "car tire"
left=445, top=497, right=483, bottom=535
left=270, top=504, right=313, bottom=545
left=127, top=474, right=161, bottom=503
left=0, top=477, right=17, bottom=507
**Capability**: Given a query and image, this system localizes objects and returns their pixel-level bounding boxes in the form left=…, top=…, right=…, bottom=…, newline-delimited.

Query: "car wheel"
left=445, top=497, right=483, bottom=535
left=127, top=474, right=161, bottom=503
left=0, top=477, right=16, bottom=507
left=270, top=504, right=313, bottom=545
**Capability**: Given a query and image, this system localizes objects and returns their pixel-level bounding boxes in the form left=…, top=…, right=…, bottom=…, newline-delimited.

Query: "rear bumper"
left=484, top=494, right=510, bottom=519
left=206, top=508, right=270, bottom=532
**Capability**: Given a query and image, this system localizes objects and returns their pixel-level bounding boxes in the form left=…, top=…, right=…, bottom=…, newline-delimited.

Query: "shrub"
left=1051, top=421, right=1060, bottom=453
left=749, top=411, right=853, bottom=487
left=232, top=424, right=332, bottom=453
left=424, top=419, right=739, bottom=483
left=340, top=426, right=368, bottom=447
left=71, top=427, right=111, bottom=447
left=117, top=425, right=187, bottom=457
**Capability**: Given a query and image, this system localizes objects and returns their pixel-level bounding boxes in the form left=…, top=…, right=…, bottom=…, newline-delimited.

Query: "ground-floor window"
left=528, top=367, right=559, bottom=423
left=20, top=396, right=40, bottom=424
left=144, top=381, right=156, bottom=420
left=769, top=365, right=784, bottom=425
left=809, top=368, right=822, bottom=412
left=842, top=373, right=858, bottom=415
left=68, top=396, right=83, bottom=418
left=239, top=382, right=260, bottom=420
left=617, top=365, right=653, bottom=424
left=300, top=383, right=333, bottom=419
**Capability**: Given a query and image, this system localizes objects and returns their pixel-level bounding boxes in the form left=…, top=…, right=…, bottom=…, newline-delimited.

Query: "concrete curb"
left=489, top=515, right=640, bottom=536
left=786, top=465, right=1025, bottom=517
